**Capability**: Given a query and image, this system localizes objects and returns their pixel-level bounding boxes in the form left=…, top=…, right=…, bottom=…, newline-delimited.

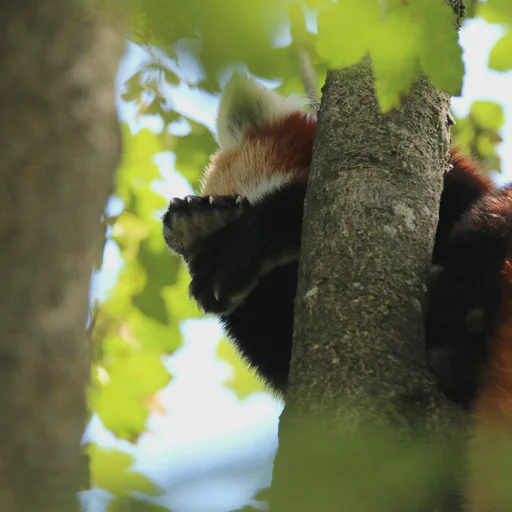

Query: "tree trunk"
left=290, top=59, right=464, bottom=429
left=271, top=59, right=469, bottom=511
left=0, top=2, right=122, bottom=511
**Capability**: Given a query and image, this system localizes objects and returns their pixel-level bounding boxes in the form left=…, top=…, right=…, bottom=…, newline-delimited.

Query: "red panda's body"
left=162, top=72, right=512, bottom=511
left=467, top=259, right=512, bottom=512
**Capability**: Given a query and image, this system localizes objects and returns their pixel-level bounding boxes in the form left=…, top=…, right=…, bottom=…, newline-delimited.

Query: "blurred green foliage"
left=89, top=446, right=163, bottom=497
left=452, top=100, right=504, bottom=174
left=478, top=0, right=512, bottom=72
left=121, top=0, right=466, bottom=112
left=88, top=0, right=510, bottom=509
left=316, top=0, right=464, bottom=110
left=229, top=417, right=466, bottom=512
left=86, top=118, right=264, bottom=504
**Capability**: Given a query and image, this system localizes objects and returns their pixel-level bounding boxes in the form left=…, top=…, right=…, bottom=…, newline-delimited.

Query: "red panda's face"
left=200, top=73, right=317, bottom=204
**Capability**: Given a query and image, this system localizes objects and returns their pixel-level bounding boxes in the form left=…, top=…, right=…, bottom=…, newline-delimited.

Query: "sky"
left=83, top=15, right=512, bottom=512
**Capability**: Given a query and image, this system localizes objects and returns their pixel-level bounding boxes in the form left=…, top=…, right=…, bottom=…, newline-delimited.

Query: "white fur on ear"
left=216, top=72, right=304, bottom=150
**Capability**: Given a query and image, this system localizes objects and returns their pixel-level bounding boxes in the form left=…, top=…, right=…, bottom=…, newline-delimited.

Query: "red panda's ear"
left=216, top=72, right=304, bottom=150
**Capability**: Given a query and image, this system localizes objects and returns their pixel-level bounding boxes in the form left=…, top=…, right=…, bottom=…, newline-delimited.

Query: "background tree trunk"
left=271, top=60, right=469, bottom=512
left=0, top=2, right=122, bottom=510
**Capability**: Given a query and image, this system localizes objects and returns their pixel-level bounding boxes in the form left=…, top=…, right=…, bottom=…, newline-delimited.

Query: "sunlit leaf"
left=317, top=0, right=462, bottom=111
left=417, top=1, right=463, bottom=95
left=172, top=119, right=217, bottom=189
left=90, top=353, right=171, bottom=440
left=470, top=101, right=505, bottom=131
left=451, top=100, right=504, bottom=174
left=317, top=0, right=379, bottom=71
left=122, top=71, right=144, bottom=102
left=115, top=125, right=165, bottom=204
left=478, top=0, right=512, bottom=24
left=304, top=0, right=331, bottom=7
left=111, top=212, right=151, bottom=248
left=163, top=263, right=203, bottom=320
left=489, top=32, right=512, bottom=71
left=133, top=241, right=179, bottom=324
left=370, top=5, right=421, bottom=112
left=89, top=445, right=163, bottom=496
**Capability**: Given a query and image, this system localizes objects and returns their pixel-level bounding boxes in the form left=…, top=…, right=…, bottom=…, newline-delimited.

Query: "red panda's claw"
left=186, top=195, right=202, bottom=204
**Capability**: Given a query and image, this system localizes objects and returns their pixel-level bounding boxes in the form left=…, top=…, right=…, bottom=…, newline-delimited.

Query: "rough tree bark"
left=0, top=2, right=122, bottom=511
left=289, top=62, right=463, bottom=431
left=272, top=3, right=469, bottom=512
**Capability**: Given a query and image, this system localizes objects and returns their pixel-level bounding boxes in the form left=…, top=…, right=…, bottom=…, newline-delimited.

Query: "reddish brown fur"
left=201, top=111, right=316, bottom=198
left=449, top=148, right=494, bottom=194
left=244, top=111, right=317, bottom=182
left=467, top=254, right=512, bottom=511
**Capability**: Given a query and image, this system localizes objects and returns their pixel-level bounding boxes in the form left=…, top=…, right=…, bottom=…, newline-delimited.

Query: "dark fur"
left=426, top=184, right=512, bottom=406
left=165, top=184, right=305, bottom=389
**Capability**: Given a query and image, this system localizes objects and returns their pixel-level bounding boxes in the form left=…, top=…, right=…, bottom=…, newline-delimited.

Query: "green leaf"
left=132, top=240, right=179, bottom=324
left=489, top=32, right=512, bottom=71
left=115, top=125, right=165, bottom=204
left=217, top=338, right=266, bottom=399
left=89, top=445, right=163, bottom=497
left=163, top=263, right=203, bottom=320
left=417, top=1, right=463, bottom=95
left=161, top=109, right=181, bottom=127
left=317, top=0, right=379, bottom=70
left=317, top=0, right=463, bottom=112
left=305, top=0, right=330, bottom=7
left=451, top=100, right=504, bottom=174
left=125, top=0, right=296, bottom=80
left=111, top=212, right=151, bottom=248
left=172, top=120, right=217, bottom=189
left=470, top=101, right=505, bottom=131
left=370, top=6, right=421, bottom=112
left=90, top=352, right=171, bottom=440
left=122, top=71, right=144, bottom=102
left=478, top=0, right=512, bottom=24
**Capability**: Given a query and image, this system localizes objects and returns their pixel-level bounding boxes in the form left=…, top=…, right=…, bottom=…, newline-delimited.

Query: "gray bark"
left=272, top=60, right=469, bottom=511
left=0, top=1, right=122, bottom=511
left=289, top=60, right=464, bottom=430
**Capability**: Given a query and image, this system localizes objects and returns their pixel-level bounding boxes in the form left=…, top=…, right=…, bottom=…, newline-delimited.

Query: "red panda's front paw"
left=188, top=253, right=260, bottom=314
left=162, top=195, right=248, bottom=257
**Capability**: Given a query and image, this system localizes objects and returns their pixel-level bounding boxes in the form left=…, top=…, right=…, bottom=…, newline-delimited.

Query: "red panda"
left=428, top=185, right=512, bottom=512
left=466, top=258, right=512, bottom=512
left=162, top=72, right=512, bottom=510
